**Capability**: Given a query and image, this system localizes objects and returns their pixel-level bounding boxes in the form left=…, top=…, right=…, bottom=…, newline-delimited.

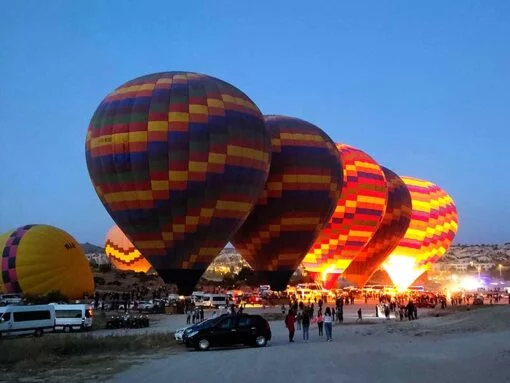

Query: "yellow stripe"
left=136, top=240, right=164, bottom=249
left=151, top=181, right=169, bottom=191
left=198, top=247, right=222, bottom=256
left=353, top=161, right=380, bottom=170
left=189, top=104, right=208, bottom=115
left=169, top=171, right=188, bottom=182
left=227, top=145, right=267, bottom=162
left=105, top=244, right=141, bottom=263
left=216, top=200, right=252, bottom=212
left=168, top=112, right=189, bottom=122
left=200, top=208, right=214, bottom=218
left=103, top=191, right=153, bottom=203
left=148, top=121, right=168, bottom=132
left=282, top=175, right=332, bottom=184
left=267, top=182, right=282, bottom=191
left=208, top=153, right=226, bottom=164
left=189, top=161, right=207, bottom=172
left=357, top=195, right=386, bottom=205
left=349, top=230, right=372, bottom=238
left=220, top=94, right=258, bottom=112
left=207, top=98, right=224, bottom=108
left=281, top=217, right=320, bottom=226
left=280, top=133, right=324, bottom=143
left=186, top=216, right=200, bottom=225
left=111, top=83, right=155, bottom=96
left=89, top=132, right=147, bottom=149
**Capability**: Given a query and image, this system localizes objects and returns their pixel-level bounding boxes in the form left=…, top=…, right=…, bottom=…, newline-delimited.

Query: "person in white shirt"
left=324, top=307, right=333, bottom=341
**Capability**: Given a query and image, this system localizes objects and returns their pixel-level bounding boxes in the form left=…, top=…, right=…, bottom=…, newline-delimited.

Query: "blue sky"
left=1, top=0, right=509, bottom=245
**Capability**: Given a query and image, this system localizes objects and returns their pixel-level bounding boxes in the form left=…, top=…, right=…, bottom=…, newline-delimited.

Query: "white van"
left=201, top=294, right=228, bottom=308
left=0, top=305, right=55, bottom=338
left=192, top=292, right=205, bottom=306
left=50, top=304, right=93, bottom=332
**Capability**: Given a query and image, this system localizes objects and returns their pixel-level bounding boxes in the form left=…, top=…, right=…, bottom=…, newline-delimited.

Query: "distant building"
left=85, top=252, right=110, bottom=266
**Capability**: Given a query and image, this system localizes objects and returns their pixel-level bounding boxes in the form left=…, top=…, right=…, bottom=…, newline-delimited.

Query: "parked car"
left=175, top=315, right=227, bottom=342
left=0, top=294, right=22, bottom=305
left=183, top=314, right=271, bottom=351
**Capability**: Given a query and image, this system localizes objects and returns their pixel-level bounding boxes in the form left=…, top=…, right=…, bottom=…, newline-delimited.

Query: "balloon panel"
left=232, top=115, right=343, bottom=289
left=86, top=72, right=271, bottom=293
left=302, top=144, right=387, bottom=276
left=383, top=177, right=458, bottom=291
left=0, top=225, right=94, bottom=299
left=343, top=167, right=412, bottom=287
left=105, top=225, right=152, bottom=273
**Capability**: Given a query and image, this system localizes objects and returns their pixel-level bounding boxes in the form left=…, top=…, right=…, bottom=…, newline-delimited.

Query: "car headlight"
left=187, top=330, right=199, bottom=338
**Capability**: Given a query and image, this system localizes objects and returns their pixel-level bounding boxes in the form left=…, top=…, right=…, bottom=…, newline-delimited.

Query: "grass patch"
left=0, top=332, right=179, bottom=372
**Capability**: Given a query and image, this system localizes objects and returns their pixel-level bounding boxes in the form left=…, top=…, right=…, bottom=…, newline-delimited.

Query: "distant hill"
left=81, top=242, right=104, bottom=253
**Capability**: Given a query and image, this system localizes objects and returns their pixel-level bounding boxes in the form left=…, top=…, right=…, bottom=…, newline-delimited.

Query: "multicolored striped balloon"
left=232, top=115, right=343, bottom=290
left=105, top=225, right=152, bottom=273
left=301, top=144, right=387, bottom=288
left=0, top=225, right=94, bottom=299
left=86, top=72, right=271, bottom=294
left=383, top=176, right=458, bottom=291
left=343, top=167, right=412, bottom=287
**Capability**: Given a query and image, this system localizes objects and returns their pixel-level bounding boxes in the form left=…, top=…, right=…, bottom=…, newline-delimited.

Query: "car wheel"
left=255, top=335, right=267, bottom=347
left=64, top=326, right=71, bottom=333
left=196, top=338, right=210, bottom=351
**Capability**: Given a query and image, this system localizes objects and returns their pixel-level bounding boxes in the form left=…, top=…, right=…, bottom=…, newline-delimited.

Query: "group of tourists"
left=284, top=303, right=335, bottom=343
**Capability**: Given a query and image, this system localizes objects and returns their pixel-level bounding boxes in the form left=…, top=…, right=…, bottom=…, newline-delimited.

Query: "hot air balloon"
left=383, top=177, right=458, bottom=291
left=232, top=115, right=343, bottom=290
left=105, top=225, right=152, bottom=273
left=0, top=225, right=94, bottom=299
left=86, top=72, right=271, bottom=294
left=343, top=167, right=412, bottom=287
left=301, top=144, right=387, bottom=289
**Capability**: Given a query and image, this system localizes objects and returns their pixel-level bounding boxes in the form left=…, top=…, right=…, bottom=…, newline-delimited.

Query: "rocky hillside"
left=440, top=244, right=510, bottom=264
left=81, top=242, right=105, bottom=253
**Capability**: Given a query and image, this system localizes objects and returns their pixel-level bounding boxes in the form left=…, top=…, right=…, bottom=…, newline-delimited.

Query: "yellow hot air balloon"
left=105, top=225, right=152, bottom=273
left=0, top=225, right=94, bottom=299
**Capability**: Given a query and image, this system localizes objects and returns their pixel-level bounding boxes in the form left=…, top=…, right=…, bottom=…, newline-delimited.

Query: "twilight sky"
left=1, top=0, right=509, bottom=245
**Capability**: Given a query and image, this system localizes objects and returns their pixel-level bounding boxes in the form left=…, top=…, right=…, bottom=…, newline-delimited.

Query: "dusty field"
left=2, top=304, right=510, bottom=383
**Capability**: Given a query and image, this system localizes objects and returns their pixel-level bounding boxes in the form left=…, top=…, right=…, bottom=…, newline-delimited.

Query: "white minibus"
left=0, top=305, right=55, bottom=338
left=50, top=303, right=94, bottom=332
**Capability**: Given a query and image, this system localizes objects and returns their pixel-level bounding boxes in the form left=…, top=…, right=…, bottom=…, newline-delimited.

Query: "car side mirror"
left=0, top=318, right=4, bottom=323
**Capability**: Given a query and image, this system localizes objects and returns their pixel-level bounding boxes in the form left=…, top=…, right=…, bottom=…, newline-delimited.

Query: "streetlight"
left=499, top=264, right=503, bottom=278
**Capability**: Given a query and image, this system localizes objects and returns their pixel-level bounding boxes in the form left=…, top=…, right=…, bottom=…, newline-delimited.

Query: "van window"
left=1, top=312, right=11, bottom=321
left=55, top=310, right=82, bottom=318
left=212, top=297, right=225, bottom=302
left=13, top=310, right=51, bottom=322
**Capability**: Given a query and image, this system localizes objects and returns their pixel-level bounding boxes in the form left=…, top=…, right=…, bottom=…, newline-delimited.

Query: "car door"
left=236, top=315, right=256, bottom=344
left=210, top=317, right=236, bottom=346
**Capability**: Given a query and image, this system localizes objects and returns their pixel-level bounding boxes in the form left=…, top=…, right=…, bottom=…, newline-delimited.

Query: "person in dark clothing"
left=356, top=308, right=362, bottom=323
left=285, top=309, right=296, bottom=342
left=302, top=308, right=311, bottom=342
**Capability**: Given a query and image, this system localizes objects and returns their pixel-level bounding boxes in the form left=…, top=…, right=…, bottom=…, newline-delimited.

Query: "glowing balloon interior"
left=302, top=144, right=387, bottom=287
left=383, top=177, right=458, bottom=291
left=105, top=225, right=152, bottom=273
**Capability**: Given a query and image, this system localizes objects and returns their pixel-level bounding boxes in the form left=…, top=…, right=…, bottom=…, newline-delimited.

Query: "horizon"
left=1, top=1, right=510, bottom=245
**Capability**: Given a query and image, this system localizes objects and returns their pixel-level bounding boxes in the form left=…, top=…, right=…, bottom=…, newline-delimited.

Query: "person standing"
left=324, top=307, right=333, bottom=341
left=296, top=309, right=302, bottom=331
left=285, top=309, right=296, bottom=342
left=302, top=308, right=311, bottom=342
left=316, top=309, right=324, bottom=336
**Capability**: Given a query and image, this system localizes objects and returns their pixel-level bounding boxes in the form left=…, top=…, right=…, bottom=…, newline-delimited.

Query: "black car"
left=184, top=314, right=271, bottom=351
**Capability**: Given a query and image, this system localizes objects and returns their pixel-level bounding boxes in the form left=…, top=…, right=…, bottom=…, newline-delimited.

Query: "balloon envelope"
left=302, top=144, right=387, bottom=287
left=86, top=72, right=271, bottom=294
left=105, top=225, right=152, bottom=273
left=232, top=115, right=343, bottom=290
left=343, top=167, right=412, bottom=287
left=383, top=177, right=458, bottom=291
left=0, top=225, right=94, bottom=299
